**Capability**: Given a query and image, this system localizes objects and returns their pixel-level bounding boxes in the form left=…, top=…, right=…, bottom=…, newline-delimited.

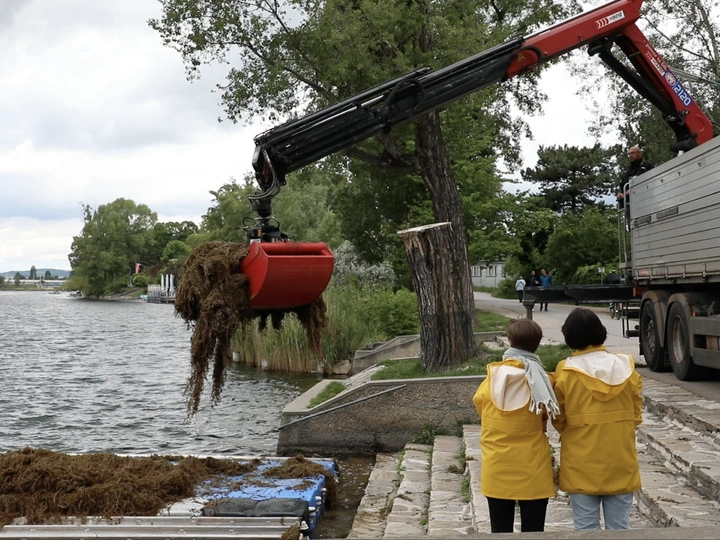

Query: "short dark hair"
left=561, top=308, right=607, bottom=350
left=507, top=319, right=543, bottom=353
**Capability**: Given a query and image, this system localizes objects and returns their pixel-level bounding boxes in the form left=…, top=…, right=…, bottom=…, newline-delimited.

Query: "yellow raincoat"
left=473, top=359, right=555, bottom=500
left=551, top=346, right=642, bottom=495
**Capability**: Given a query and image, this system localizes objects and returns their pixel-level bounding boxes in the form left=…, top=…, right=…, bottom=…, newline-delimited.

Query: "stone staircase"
left=347, top=376, right=720, bottom=537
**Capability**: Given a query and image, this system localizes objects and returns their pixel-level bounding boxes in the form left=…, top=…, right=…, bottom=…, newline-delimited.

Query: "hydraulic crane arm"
left=242, top=0, right=714, bottom=311
left=251, top=0, right=712, bottom=202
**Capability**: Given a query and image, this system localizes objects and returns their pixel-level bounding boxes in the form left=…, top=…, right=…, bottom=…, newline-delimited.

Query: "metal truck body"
left=629, top=137, right=720, bottom=380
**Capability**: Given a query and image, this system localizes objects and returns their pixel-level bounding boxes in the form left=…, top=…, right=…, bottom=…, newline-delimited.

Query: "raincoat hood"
left=565, top=346, right=634, bottom=401
left=488, top=362, right=529, bottom=412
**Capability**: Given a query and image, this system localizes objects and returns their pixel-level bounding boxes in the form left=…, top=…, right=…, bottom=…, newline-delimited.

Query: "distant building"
left=470, top=260, right=505, bottom=288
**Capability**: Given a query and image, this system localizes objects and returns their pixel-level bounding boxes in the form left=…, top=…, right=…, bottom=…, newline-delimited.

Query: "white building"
left=470, top=260, right=506, bottom=288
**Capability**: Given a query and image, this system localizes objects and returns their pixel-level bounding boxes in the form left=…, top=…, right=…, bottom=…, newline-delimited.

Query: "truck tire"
left=640, top=302, right=669, bottom=372
left=667, top=302, right=709, bottom=381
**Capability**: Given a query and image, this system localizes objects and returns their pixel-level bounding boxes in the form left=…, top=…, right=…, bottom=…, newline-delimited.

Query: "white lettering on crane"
left=596, top=11, right=625, bottom=29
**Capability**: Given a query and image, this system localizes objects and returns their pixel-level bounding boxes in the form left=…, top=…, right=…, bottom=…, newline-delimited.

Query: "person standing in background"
left=526, top=270, right=539, bottom=288
left=538, top=269, right=552, bottom=311
left=617, top=146, right=654, bottom=229
left=515, top=275, right=526, bottom=303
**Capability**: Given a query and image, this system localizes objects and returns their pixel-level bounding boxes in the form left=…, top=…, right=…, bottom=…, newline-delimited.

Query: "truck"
left=244, top=0, right=720, bottom=382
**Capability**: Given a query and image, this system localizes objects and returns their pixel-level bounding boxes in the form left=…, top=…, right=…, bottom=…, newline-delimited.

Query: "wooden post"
left=398, top=222, right=476, bottom=372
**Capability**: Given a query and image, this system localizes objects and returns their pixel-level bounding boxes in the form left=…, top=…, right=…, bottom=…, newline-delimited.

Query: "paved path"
left=474, top=291, right=643, bottom=361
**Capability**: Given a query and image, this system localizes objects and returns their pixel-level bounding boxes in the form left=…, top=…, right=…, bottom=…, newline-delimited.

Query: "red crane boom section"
left=506, top=0, right=713, bottom=145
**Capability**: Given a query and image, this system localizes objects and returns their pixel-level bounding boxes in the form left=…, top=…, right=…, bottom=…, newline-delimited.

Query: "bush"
left=132, top=273, right=149, bottom=288
left=497, top=277, right=518, bottom=298
left=359, top=287, right=419, bottom=339
left=103, top=277, right=128, bottom=296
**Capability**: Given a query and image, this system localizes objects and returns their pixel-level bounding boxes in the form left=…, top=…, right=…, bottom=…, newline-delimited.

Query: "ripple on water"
left=0, top=292, right=320, bottom=455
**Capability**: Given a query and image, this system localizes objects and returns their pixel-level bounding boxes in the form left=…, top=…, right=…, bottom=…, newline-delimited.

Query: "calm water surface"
left=0, top=291, right=323, bottom=455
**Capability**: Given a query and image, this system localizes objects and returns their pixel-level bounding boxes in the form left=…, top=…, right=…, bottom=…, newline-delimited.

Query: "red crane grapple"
left=241, top=241, right=335, bottom=310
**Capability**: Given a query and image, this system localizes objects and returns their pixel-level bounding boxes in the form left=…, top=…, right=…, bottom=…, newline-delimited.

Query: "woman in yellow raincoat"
left=473, top=319, right=559, bottom=533
left=552, top=308, right=642, bottom=530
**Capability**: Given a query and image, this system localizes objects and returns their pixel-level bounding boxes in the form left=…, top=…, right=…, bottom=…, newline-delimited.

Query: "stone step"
left=426, top=436, right=474, bottom=537
left=347, top=453, right=399, bottom=539
left=642, top=377, right=720, bottom=445
left=382, top=443, right=431, bottom=538
left=638, top=409, right=720, bottom=525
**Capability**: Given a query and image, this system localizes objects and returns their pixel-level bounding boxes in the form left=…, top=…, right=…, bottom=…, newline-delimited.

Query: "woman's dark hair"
left=561, top=308, right=607, bottom=350
left=507, top=319, right=543, bottom=353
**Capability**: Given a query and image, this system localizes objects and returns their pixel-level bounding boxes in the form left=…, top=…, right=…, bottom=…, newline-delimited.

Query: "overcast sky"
left=0, top=0, right=596, bottom=273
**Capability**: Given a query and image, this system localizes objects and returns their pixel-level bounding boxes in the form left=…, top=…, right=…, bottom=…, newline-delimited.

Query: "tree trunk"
left=409, top=111, right=476, bottom=369
left=398, top=222, right=476, bottom=372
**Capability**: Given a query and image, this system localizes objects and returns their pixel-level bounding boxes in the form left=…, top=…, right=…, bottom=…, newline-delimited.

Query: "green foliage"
left=332, top=241, right=396, bottom=288
left=372, top=341, right=569, bottom=379
left=69, top=199, right=157, bottom=297
left=200, top=180, right=257, bottom=243
left=103, top=277, right=129, bottom=296
left=410, top=424, right=449, bottom=445
left=161, top=240, right=192, bottom=264
left=153, top=221, right=199, bottom=265
left=522, top=144, right=621, bottom=213
left=536, top=343, right=572, bottom=373
left=544, top=207, right=621, bottom=284
left=308, top=381, right=346, bottom=408
left=573, top=263, right=620, bottom=285
left=233, top=284, right=392, bottom=371
left=357, top=287, right=420, bottom=339
left=373, top=355, right=495, bottom=380
left=461, top=476, right=471, bottom=503
left=495, top=278, right=520, bottom=300
left=198, top=173, right=343, bottom=248
left=475, top=311, right=513, bottom=332
left=132, top=273, right=149, bottom=288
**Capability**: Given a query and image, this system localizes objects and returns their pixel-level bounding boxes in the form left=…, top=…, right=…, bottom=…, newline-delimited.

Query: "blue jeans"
left=569, top=493, right=633, bottom=530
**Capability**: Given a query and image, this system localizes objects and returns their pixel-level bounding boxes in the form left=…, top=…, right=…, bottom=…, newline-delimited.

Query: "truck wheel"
left=640, top=302, right=669, bottom=372
left=667, top=302, right=709, bottom=381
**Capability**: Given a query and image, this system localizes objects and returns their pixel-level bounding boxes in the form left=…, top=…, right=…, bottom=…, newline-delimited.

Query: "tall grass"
left=232, top=284, right=418, bottom=372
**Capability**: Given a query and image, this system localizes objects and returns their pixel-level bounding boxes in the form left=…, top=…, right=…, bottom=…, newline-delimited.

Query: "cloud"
left=0, top=1, right=27, bottom=28
left=0, top=0, right=276, bottom=270
left=0, top=0, right=606, bottom=272
left=0, top=217, right=80, bottom=272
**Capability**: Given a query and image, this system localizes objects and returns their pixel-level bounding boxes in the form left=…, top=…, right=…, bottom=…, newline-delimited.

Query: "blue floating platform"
left=195, top=458, right=337, bottom=534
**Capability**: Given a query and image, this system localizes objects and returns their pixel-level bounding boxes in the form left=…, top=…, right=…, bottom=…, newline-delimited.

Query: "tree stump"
left=398, top=222, right=476, bottom=371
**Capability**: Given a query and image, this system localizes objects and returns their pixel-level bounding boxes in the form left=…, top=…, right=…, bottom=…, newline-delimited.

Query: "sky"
left=0, top=0, right=598, bottom=273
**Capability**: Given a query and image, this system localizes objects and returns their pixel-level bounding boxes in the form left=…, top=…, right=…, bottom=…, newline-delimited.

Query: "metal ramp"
left=0, top=516, right=300, bottom=539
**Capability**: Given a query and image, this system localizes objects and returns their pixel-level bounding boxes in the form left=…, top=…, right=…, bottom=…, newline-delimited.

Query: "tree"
left=69, top=199, right=157, bottom=297
left=522, top=144, right=621, bottom=214
left=150, top=0, right=573, bottom=369
left=152, top=221, right=200, bottom=264
left=29, top=266, right=37, bottom=280
left=44, top=270, right=52, bottom=280
left=544, top=207, right=621, bottom=284
left=161, top=240, right=192, bottom=264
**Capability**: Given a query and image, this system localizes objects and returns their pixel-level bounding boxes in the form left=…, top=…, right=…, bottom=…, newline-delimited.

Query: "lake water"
left=0, top=290, right=324, bottom=456
left=0, top=290, right=374, bottom=538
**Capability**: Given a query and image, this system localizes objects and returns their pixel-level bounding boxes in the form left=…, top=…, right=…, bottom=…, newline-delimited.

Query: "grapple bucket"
left=241, top=241, right=335, bottom=309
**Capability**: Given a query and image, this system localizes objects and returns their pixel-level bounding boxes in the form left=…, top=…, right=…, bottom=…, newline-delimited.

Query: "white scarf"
left=502, top=347, right=561, bottom=419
